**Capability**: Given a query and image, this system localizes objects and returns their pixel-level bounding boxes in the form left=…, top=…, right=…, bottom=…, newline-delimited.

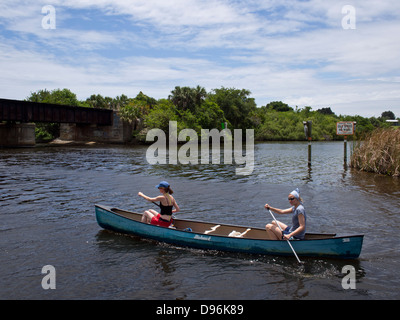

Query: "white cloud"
left=0, top=0, right=399, bottom=117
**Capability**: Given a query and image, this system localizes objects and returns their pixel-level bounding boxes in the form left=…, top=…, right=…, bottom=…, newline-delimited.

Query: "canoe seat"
left=228, top=228, right=251, bottom=238
left=204, top=225, right=221, bottom=234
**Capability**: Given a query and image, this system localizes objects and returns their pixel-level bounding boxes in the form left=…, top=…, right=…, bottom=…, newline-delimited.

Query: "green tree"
left=193, top=85, right=207, bottom=109
left=168, top=85, right=207, bottom=113
left=381, top=110, right=396, bottom=120
left=135, top=91, right=157, bottom=107
left=209, top=87, right=256, bottom=130
left=85, top=94, right=120, bottom=109
left=85, top=94, right=110, bottom=109
left=265, top=101, right=293, bottom=112
left=119, top=92, right=158, bottom=133
left=27, top=88, right=80, bottom=106
left=112, top=94, right=130, bottom=111
left=196, top=100, right=227, bottom=129
left=317, top=107, right=335, bottom=115
left=26, top=88, right=81, bottom=140
left=119, top=99, right=148, bottom=122
left=144, top=99, right=179, bottom=132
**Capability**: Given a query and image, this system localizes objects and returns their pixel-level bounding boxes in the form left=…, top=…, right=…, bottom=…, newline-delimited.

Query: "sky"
left=0, top=0, right=399, bottom=117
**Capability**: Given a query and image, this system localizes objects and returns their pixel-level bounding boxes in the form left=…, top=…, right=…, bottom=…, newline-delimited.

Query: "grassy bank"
left=350, top=128, right=400, bottom=177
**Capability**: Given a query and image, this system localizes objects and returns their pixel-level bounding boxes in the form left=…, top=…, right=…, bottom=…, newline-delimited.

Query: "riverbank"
left=350, top=128, right=400, bottom=177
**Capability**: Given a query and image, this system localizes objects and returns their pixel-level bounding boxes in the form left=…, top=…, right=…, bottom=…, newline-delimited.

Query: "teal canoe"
left=95, top=204, right=364, bottom=259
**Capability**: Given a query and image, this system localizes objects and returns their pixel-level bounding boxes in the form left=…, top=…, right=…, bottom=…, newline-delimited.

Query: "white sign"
left=337, top=122, right=354, bottom=135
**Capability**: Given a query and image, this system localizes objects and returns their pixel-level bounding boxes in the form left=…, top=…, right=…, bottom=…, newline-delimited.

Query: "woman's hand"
left=264, top=203, right=270, bottom=210
left=282, top=233, right=292, bottom=241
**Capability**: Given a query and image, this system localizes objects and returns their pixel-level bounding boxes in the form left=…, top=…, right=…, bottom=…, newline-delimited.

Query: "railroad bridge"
left=0, top=98, right=134, bottom=147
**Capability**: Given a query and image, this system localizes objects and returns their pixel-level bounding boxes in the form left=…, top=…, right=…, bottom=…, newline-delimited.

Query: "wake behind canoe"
left=95, top=204, right=363, bottom=259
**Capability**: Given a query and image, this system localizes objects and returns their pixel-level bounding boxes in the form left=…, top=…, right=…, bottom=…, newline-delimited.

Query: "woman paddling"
left=264, top=188, right=306, bottom=240
left=138, top=181, right=180, bottom=228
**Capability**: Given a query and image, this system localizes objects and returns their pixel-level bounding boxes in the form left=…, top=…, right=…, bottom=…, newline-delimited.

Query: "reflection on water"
left=1, top=141, right=399, bottom=299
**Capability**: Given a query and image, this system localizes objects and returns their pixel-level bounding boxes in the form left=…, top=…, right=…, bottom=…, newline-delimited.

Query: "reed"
left=350, top=128, right=400, bottom=177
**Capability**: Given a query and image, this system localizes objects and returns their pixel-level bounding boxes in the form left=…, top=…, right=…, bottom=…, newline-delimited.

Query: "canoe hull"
left=95, top=204, right=363, bottom=259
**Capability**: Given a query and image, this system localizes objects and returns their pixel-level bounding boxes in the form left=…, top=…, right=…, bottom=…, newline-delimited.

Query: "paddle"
left=152, top=201, right=160, bottom=208
left=267, top=209, right=303, bottom=264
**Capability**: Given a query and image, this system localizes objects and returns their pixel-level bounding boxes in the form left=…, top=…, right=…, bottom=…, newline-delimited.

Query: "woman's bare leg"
left=265, top=220, right=288, bottom=240
left=141, top=210, right=155, bottom=223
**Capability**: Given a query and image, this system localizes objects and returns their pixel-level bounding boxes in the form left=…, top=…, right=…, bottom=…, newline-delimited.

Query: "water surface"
left=1, top=141, right=399, bottom=299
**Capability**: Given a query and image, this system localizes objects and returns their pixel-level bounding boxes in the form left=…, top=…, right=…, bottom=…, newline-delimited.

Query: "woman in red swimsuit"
left=138, top=181, right=180, bottom=227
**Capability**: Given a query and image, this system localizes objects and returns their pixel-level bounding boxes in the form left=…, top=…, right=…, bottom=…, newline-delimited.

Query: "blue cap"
left=156, top=181, right=170, bottom=189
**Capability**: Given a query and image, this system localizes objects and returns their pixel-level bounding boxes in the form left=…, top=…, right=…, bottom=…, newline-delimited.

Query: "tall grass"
left=350, top=128, right=400, bottom=177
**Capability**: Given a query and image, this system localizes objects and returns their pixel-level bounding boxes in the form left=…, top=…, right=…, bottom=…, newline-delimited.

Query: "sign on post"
left=337, top=121, right=355, bottom=165
left=336, top=122, right=354, bottom=136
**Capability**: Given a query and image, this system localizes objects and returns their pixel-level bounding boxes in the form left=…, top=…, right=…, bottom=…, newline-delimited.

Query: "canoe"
left=95, top=204, right=364, bottom=259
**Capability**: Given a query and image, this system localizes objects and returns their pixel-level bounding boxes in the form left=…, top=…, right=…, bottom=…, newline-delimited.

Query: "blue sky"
left=1, top=0, right=399, bottom=117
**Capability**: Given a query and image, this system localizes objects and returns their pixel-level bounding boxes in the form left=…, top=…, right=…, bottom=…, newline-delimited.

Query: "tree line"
left=26, top=87, right=398, bottom=142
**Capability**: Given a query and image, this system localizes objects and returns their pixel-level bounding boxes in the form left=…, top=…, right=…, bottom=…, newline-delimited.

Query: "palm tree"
left=169, top=85, right=207, bottom=113
left=193, top=85, right=207, bottom=108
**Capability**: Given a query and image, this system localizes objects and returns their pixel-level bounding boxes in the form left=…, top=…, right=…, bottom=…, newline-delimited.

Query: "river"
left=1, top=141, right=399, bottom=300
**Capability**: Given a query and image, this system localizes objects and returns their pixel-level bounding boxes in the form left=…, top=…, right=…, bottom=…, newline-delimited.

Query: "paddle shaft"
left=267, top=209, right=302, bottom=264
left=152, top=201, right=160, bottom=208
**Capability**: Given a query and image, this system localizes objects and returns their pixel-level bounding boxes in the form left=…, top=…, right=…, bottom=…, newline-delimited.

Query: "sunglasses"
left=288, top=197, right=296, bottom=201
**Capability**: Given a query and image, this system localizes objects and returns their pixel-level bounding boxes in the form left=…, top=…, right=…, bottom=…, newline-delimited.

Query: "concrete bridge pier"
left=0, top=123, right=35, bottom=147
left=59, top=112, right=134, bottom=143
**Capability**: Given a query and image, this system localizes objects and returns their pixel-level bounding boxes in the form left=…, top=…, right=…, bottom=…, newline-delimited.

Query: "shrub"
left=350, top=128, right=400, bottom=177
